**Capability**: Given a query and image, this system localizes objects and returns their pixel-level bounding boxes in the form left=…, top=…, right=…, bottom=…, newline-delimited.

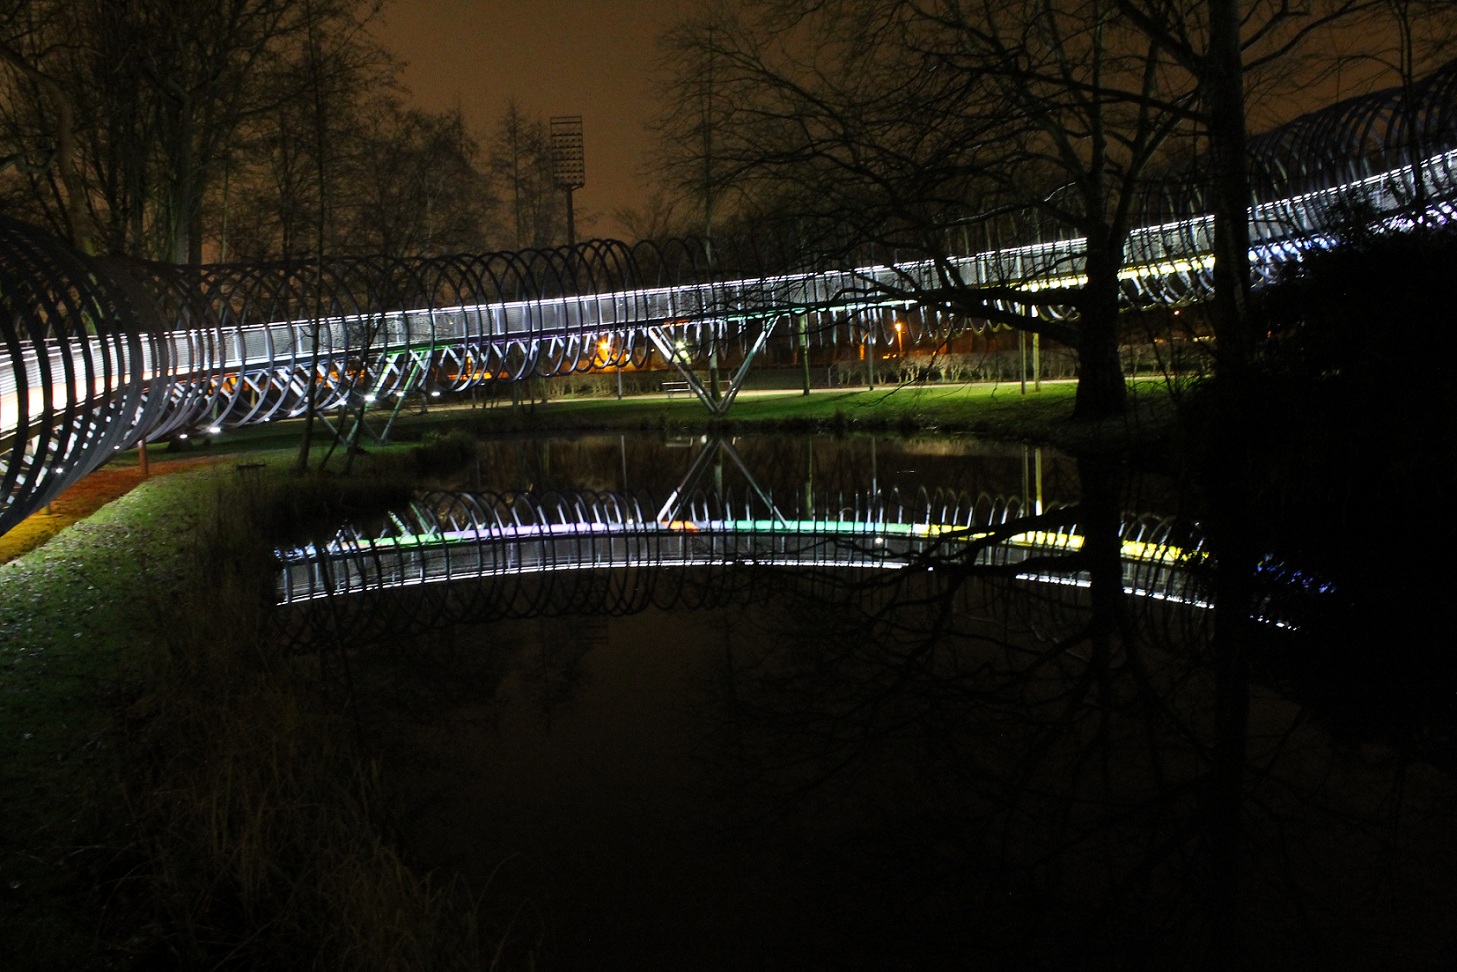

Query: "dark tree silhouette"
left=655, top=0, right=1220, bottom=420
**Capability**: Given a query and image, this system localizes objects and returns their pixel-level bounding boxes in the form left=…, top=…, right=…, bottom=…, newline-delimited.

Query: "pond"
left=295, top=434, right=1457, bottom=970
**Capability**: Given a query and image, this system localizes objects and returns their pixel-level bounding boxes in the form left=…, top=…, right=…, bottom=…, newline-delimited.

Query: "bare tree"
left=656, top=0, right=1207, bottom=420
left=0, top=0, right=390, bottom=263
left=1112, top=0, right=1379, bottom=373
left=0, top=1, right=91, bottom=249
left=613, top=187, right=694, bottom=243
left=341, top=101, right=498, bottom=258
left=1344, top=1, right=1457, bottom=220
left=487, top=102, right=568, bottom=250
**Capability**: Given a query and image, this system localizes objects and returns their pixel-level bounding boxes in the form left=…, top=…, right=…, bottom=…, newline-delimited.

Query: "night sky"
left=376, top=0, right=696, bottom=239
left=375, top=1, right=1403, bottom=244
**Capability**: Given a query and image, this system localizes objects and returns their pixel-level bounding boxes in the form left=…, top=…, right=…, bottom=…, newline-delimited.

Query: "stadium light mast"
left=550, top=115, right=586, bottom=247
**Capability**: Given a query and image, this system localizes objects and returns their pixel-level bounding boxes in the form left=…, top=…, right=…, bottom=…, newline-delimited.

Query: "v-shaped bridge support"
left=655, top=435, right=790, bottom=527
left=645, top=316, right=780, bottom=417
left=323, top=349, right=431, bottom=448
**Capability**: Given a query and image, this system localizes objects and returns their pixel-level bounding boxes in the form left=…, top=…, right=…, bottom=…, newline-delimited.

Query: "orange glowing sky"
left=375, top=2, right=1411, bottom=244
left=375, top=0, right=696, bottom=241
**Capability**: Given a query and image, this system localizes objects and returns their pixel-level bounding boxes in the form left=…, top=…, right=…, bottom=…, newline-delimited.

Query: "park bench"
left=661, top=380, right=692, bottom=398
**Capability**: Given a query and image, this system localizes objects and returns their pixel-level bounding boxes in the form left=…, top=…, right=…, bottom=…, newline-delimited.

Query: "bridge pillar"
left=799, top=314, right=812, bottom=395
left=645, top=316, right=781, bottom=417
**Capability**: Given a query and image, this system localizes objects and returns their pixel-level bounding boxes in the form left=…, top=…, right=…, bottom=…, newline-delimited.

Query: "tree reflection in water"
left=692, top=458, right=1456, bottom=968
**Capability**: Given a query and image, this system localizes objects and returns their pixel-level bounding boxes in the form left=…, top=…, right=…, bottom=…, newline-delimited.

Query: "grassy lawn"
left=526, top=382, right=1077, bottom=429
left=3, top=435, right=518, bottom=968
left=383, top=377, right=1178, bottom=453
left=440, top=380, right=1082, bottom=432
left=0, top=441, right=497, bottom=968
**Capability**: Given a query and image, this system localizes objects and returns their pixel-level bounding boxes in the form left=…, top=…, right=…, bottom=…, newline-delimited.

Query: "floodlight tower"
left=550, top=115, right=586, bottom=247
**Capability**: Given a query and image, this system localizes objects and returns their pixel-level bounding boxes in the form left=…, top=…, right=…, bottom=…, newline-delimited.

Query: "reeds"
left=113, top=468, right=492, bottom=970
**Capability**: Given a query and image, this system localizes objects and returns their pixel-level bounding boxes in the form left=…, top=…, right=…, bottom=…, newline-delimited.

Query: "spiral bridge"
left=5, top=63, right=1457, bottom=537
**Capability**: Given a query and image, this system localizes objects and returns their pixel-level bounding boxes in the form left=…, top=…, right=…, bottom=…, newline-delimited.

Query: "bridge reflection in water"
left=275, top=436, right=1309, bottom=649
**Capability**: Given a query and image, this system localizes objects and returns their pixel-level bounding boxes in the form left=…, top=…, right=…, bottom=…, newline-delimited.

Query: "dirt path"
left=0, top=456, right=227, bottom=565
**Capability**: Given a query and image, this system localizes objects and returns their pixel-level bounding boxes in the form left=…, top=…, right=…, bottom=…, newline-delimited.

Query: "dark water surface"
left=336, top=435, right=1457, bottom=970
left=430, top=431, right=1089, bottom=508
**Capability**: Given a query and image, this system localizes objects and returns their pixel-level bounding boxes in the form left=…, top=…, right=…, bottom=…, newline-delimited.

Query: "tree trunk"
left=1072, top=240, right=1128, bottom=420
left=0, top=43, right=91, bottom=253
left=1205, top=0, right=1254, bottom=375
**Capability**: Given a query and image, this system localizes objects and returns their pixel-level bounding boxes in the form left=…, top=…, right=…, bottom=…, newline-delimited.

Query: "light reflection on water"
left=438, top=432, right=1090, bottom=510
left=330, top=435, right=1456, bottom=970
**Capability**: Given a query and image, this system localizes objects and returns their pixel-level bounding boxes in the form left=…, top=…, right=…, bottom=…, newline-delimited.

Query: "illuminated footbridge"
left=5, top=63, right=1457, bottom=536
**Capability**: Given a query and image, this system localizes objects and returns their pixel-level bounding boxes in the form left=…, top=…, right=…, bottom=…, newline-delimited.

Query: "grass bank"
left=1, top=464, right=229, bottom=968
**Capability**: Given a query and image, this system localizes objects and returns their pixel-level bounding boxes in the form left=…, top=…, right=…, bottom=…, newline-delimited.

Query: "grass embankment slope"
left=1, top=463, right=231, bottom=968
left=3, top=448, right=480, bottom=969
left=0, top=379, right=1174, bottom=968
